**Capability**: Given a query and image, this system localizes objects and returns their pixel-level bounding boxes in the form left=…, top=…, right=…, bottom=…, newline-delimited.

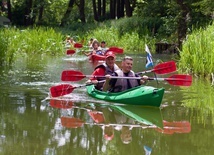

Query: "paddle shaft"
left=82, top=75, right=188, bottom=81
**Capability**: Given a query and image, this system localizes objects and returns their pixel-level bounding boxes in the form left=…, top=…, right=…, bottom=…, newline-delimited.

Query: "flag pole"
left=145, top=44, right=159, bottom=86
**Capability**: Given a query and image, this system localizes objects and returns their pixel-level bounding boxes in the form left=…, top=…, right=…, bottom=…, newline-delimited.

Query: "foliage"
left=178, top=22, right=214, bottom=77
left=181, top=78, right=214, bottom=121
left=0, top=27, right=64, bottom=65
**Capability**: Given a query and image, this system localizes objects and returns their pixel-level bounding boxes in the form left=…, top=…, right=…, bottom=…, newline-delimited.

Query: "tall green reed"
left=179, top=23, right=214, bottom=78
left=0, top=27, right=64, bottom=65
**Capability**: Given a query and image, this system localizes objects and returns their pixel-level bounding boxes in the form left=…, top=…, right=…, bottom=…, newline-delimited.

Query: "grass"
left=178, top=22, right=214, bottom=78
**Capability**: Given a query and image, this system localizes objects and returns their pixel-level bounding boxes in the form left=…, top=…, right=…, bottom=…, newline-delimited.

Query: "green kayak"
left=109, top=105, right=163, bottom=129
left=86, top=85, right=165, bottom=107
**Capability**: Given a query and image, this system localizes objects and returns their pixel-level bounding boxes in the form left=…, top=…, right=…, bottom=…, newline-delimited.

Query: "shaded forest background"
left=0, top=0, right=213, bottom=50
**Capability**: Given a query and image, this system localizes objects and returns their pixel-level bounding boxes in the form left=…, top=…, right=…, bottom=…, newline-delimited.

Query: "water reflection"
left=49, top=99, right=191, bottom=154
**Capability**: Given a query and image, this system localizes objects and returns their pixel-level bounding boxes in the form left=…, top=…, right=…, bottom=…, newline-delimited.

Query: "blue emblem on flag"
left=145, top=44, right=154, bottom=68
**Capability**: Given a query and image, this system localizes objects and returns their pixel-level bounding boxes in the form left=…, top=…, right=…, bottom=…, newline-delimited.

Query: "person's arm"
left=102, top=75, right=111, bottom=92
left=103, top=73, right=117, bottom=92
left=86, top=68, right=105, bottom=84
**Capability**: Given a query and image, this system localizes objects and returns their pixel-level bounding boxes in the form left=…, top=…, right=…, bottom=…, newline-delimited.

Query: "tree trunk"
left=7, top=0, right=12, bottom=21
left=110, top=0, right=116, bottom=19
left=79, top=0, right=85, bottom=23
left=98, top=0, right=101, bottom=18
left=92, top=0, right=98, bottom=21
left=24, top=0, right=33, bottom=26
left=60, top=0, right=75, bottom=26
left=124, top=0, right=132, bottom=17
left=102, top=0, right=106, bottom=17
left=38, top=5, right=44, bottom=24
left=176, top=0, right=189, bottom=54
left=116, top=0, right=120, bottom=18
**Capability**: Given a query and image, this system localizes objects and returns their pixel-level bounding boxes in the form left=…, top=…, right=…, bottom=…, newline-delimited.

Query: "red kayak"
left=89, top=54, right=106, bottom=61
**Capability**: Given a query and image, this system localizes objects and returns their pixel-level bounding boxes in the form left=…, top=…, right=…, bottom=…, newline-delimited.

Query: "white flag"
left=145, top=44, right=154, bottom=68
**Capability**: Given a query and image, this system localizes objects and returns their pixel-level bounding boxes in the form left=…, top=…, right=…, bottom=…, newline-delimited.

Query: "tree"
left=60, top=0, right=75, bottom=26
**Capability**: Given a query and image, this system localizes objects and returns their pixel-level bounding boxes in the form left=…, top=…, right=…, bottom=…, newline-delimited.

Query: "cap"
left=105, top=51, right=115, bottom=59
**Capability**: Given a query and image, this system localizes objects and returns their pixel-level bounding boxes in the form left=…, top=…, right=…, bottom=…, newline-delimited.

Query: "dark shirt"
left=109, top=72, right=141, bottom=91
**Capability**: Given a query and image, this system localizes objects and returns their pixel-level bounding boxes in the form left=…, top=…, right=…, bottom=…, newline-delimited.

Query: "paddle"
left=50, top=80, right=105, bottom=97
left=60, top=116, right=191, bottom=133
left=137, top=61, right=176, bottom=75
left=74, top=42, right=83, bottom=48
left=156, top=120, right=191, bottom=134
left=61, top=71, right=192, bottom=86
left=61, top=61, right=176, bottom=81
left=107, top=46, right=123, bottom=54
left=70, top=42, right=124, bottom=52
left=66, top=49, right=76, bottom=55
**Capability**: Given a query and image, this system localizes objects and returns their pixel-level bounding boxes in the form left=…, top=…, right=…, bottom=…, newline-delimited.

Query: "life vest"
left=111, top=70, right=140, bottom=92
left=94, top=63, right=120, bottom=90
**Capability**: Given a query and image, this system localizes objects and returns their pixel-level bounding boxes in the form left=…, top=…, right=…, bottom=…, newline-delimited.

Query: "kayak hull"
left=86, top=85, right=165, bottom=107
left=89, top=54, right=105, bottom=61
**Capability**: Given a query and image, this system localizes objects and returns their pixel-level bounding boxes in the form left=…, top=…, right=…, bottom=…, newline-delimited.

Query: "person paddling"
left=86, top=52, right=120, bottom=90
left=103, top=56, right=148, bottom=92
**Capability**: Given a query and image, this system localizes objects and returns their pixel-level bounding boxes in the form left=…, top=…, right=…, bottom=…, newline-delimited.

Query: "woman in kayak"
left=103, top=56, right=148, bottom=92
left=84, top=40, right=105, bottom=56
left=86, top=52, right=120, bottom=90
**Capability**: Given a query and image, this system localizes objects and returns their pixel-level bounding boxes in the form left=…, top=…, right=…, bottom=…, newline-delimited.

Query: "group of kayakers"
left=84, top=38, right=108, bottom=56
left=86, top=50, right=148, bottom=92
left=64, top=36, right=149, bottom=92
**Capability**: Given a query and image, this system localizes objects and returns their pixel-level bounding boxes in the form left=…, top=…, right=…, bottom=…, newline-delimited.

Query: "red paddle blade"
left=108, top=46, right=123, bottom=54
left=153, top=61, right=176, bottom=74
left=50, top=99, right=74, bottom=109
left=61, top=117, right=84, bottom=128
left=50, top=84, right=74, bottom=97
left=156, top=121, right=191, bottom=134
left=167, top=74, right=192, bottom=86
left=74, top=43, right=83, bottom=48
left=61, top=70, right=86, bottom=81
left=66, top=49, right=75, bottom=55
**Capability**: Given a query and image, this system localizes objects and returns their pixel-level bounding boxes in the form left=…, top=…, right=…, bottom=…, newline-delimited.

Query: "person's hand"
left=105, top=74, right=111, bottom=81
left=86, top=79, right=92, bottom=84
left=86, top=79, right=98, bottom=85
left=140, top=75, right=148, bottom=84
left=142, top=75, right=148, bottom=80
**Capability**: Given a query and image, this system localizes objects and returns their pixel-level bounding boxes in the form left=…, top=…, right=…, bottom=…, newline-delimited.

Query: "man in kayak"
left=86, top=51, right=120, bottom=90
left=103, top=56, right=148, bottom=92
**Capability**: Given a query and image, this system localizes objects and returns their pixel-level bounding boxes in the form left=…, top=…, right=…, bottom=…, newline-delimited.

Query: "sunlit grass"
left=178, top=22, right=214, bottom=78
left=0, top=27, right=64, bottom=65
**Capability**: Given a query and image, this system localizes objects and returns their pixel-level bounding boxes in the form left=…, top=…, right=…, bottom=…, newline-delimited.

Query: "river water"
left=0, top=53, right=214, bottom=155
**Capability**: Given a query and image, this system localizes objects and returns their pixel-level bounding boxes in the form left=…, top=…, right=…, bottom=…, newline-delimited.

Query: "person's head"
left=104, top=125, right=114, bottom=141
left=120, top=126, right=132, bottom=144
left=66, top=35, right=71, bottom=40
left=121, top=56, right=133, bottom=73
left=101, top=41, right=106, bottom=48
left=105, top=51, right=116, bottom=69
left=92, top=41, right=99, bottom=50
